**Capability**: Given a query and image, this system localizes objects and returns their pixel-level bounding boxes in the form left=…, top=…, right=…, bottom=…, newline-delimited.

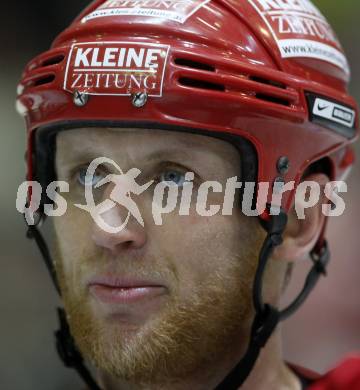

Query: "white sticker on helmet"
left=248, top=0, right=350, bottom=76
left=312, top=98, right=355, bottom=128
left=81, top=0, right=211, bottom=24
left=63, top=41, right=170, bottom=97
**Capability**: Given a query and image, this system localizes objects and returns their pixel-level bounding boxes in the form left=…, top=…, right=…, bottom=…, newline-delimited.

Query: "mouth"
left=88, top=276, right=167, bottom=305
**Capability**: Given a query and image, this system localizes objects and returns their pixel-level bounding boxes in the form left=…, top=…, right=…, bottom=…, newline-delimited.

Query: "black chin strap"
left=24, top=208, right=330, bottom=390
left=55, top=307, right=102, bottom=390
left=26, top=220, right=61, bottom=295
left=215, top=211, right=287, bottom=389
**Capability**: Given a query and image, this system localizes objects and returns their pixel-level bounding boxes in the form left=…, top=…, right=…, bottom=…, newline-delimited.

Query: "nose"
left=91, top=185, right=147, bottom=254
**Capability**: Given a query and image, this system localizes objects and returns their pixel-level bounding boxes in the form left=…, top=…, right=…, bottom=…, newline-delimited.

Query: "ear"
left=272, top=173, right=330, bottom=262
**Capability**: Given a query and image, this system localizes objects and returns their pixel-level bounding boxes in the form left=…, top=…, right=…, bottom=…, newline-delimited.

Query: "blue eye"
left=160, top=170, right=186, bottom=187
left=77, top=167, right=105, bottom=187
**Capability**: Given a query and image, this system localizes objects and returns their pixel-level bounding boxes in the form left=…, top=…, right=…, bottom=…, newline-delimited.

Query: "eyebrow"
left=144, top=147, right=199, bottom=162
left=143, top=133, right=223, bottom=160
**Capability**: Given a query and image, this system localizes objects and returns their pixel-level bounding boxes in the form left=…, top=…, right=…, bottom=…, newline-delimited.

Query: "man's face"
left=53, top=127, right=266, bottom=385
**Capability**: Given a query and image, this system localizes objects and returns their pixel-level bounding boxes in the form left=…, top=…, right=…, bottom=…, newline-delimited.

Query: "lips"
left=88, top=276, right=167, bottom=304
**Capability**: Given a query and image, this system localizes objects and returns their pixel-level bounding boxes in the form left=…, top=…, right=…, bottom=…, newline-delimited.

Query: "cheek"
left=53, top=204, right=95, bottom=278
left=152, top=209, right=255, bottom=299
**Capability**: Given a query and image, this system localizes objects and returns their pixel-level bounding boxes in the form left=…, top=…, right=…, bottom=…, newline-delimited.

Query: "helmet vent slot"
left=41, top=54, right=65, bottom=67
left=178, top=77, right=225, bottom=92
left=249, top=76, right=286, bottom=89
left=253, top=93, right=291, bottom=106
left=174, top=58, right=215, bottom=72
left=32, top=74, right=56, bottom=87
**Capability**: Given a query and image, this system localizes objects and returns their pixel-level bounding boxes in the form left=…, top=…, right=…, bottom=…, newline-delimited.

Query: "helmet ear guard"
left=18, top=0, right=358, bottom=388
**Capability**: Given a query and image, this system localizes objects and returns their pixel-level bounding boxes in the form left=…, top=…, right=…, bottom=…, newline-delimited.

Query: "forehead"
left=56, top=127, right=240, bottom=165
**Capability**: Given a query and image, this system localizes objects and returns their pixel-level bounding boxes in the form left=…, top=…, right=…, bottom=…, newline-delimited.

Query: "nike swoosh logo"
left=317, top=104, right=329, bottom=111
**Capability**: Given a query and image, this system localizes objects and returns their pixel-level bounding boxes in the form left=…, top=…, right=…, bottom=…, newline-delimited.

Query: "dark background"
left=1, top=1, right=359, bottom=389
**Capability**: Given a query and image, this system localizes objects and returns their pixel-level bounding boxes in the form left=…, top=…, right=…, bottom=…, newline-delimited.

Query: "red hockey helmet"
left=17, top=0, right=358, bottom=217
